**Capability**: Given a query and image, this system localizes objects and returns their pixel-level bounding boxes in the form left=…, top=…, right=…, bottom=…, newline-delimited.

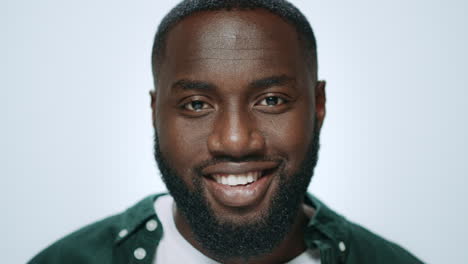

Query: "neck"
left=173, top=201, right=314, bottom=264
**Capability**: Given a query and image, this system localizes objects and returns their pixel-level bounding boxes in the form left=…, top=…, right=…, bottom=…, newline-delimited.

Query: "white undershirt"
left=153, top=195, right=321, bottom=264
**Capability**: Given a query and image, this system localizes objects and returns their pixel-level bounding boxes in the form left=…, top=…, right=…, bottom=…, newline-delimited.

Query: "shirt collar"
left=304, top=193, right=350, bottom=262
left=114, top=192, right=350, bottom=261
left=114, top=193, right=166, bottom=244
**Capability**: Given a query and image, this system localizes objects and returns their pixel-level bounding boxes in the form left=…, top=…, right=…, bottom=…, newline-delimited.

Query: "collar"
left=114, top=192, right=350, bottom=263
left=304, top=193, right=350, bottom=263
left=114, top=193, right=166, bottom=244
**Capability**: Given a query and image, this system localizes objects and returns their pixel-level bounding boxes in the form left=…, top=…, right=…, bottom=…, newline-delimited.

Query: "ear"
left=315, top=81, right=326, bottom=129
left=150, top=90, right=157, bottom=130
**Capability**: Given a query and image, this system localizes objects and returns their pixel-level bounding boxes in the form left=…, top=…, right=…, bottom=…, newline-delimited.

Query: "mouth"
left=201, top=161, right=279, bottom=208
left=208, top=168, right=275, bottom=186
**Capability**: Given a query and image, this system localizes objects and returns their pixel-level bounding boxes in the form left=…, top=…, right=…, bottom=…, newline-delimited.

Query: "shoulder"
left=28, top=193, right=166, bottom=264
left=28, top=214, right=121, bottom=264
left=305, top=194, right=423, bottom=264
left=345, top=221, right=423, bottom=263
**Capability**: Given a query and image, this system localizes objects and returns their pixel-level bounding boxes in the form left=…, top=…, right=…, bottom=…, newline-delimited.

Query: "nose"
left=207, top=109, right=266, bottom=159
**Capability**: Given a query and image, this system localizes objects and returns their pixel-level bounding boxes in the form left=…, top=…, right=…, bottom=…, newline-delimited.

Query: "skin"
left=151, top=9, right=326, bottom=264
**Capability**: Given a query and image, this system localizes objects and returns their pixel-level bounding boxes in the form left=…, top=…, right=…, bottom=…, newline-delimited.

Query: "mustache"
left=193, top=154, right=286, bottom=176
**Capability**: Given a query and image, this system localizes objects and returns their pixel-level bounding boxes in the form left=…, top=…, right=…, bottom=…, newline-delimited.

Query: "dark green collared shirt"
left=29, top=193, right=423, bottom=264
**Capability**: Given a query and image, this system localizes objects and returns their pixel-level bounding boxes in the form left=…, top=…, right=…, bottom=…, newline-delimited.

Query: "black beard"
left=154, top=124, right=321, bottom=262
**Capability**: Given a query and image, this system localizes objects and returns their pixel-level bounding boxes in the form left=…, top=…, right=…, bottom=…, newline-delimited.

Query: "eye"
left=258, top=96, right=287, bottom=106
left=183, top=100, right=211, bottom=111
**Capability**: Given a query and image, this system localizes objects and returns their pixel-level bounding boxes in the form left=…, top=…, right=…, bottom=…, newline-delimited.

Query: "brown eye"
left=258, top=96, right=286, bottom=106
left=184, top=100, right=210, bottom=111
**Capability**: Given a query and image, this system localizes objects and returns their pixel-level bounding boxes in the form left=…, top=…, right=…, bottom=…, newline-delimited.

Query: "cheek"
left=259, top=108, right=314, bottom=171
left=158, top=114, right=211, bottom=177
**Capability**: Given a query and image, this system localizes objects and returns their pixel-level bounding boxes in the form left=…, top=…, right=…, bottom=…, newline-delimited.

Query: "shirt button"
left=339, top=241, right=346, bottom=252
left=146, top=219, right=158, bottom=232
left=134, top=247, right=147, bottom=260
left=118, top=229, right=128, bottom=238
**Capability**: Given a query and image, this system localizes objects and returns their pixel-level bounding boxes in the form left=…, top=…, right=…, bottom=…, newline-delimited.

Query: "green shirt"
left=29, top=193, right=423, bottom=264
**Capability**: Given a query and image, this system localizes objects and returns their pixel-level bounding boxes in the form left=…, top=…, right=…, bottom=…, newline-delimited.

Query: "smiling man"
left=30, top=1, right=423, bottom=264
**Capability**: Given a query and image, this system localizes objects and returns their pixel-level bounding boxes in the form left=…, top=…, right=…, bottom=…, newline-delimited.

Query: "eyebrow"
left=171, top=79, right=216, bottom=92
left=248, top=74, right=296, bottom=90
left=170, top=74, right=295, bottom=92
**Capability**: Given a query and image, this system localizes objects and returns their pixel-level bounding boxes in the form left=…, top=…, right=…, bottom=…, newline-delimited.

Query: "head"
left=150, top=0, right=326, bottom=261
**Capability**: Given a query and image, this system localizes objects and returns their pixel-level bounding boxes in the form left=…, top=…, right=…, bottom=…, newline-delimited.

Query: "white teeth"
left=228, top=175, right=236, bottom=185
left=212, top=171, right=263, bottom=186
left=252, top=171, right=260, bottom=182
left=246, top=173, right=254, bottom=183
left=221, top=177, right=228, bottom=185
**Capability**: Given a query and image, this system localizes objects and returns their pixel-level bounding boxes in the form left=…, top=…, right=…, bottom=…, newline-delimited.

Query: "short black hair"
left=151, top=0, right=317, bottom=84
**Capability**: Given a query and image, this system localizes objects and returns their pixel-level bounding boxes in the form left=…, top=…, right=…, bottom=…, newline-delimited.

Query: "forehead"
left=158, top=9, right=305, bottom=89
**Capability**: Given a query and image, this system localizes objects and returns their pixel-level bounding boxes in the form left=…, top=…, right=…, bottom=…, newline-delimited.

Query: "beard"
left=154, top=123, right=321, bottom=262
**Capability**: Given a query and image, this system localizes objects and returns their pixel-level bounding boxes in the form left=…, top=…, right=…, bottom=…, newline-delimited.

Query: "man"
left=29, top=0, right=423, bottom=263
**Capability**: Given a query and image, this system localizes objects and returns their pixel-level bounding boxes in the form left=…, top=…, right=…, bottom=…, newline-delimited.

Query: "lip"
left=201, top=161, right=279, bottom=176
left=201, top=161, right=279, bottom=208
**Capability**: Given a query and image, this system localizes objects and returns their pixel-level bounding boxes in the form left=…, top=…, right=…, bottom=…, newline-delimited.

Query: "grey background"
left=3, top=0, right=467, bottom=263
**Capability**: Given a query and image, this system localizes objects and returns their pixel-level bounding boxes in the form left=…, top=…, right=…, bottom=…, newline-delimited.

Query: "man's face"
left=152, top=9, right=325, bottom=259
